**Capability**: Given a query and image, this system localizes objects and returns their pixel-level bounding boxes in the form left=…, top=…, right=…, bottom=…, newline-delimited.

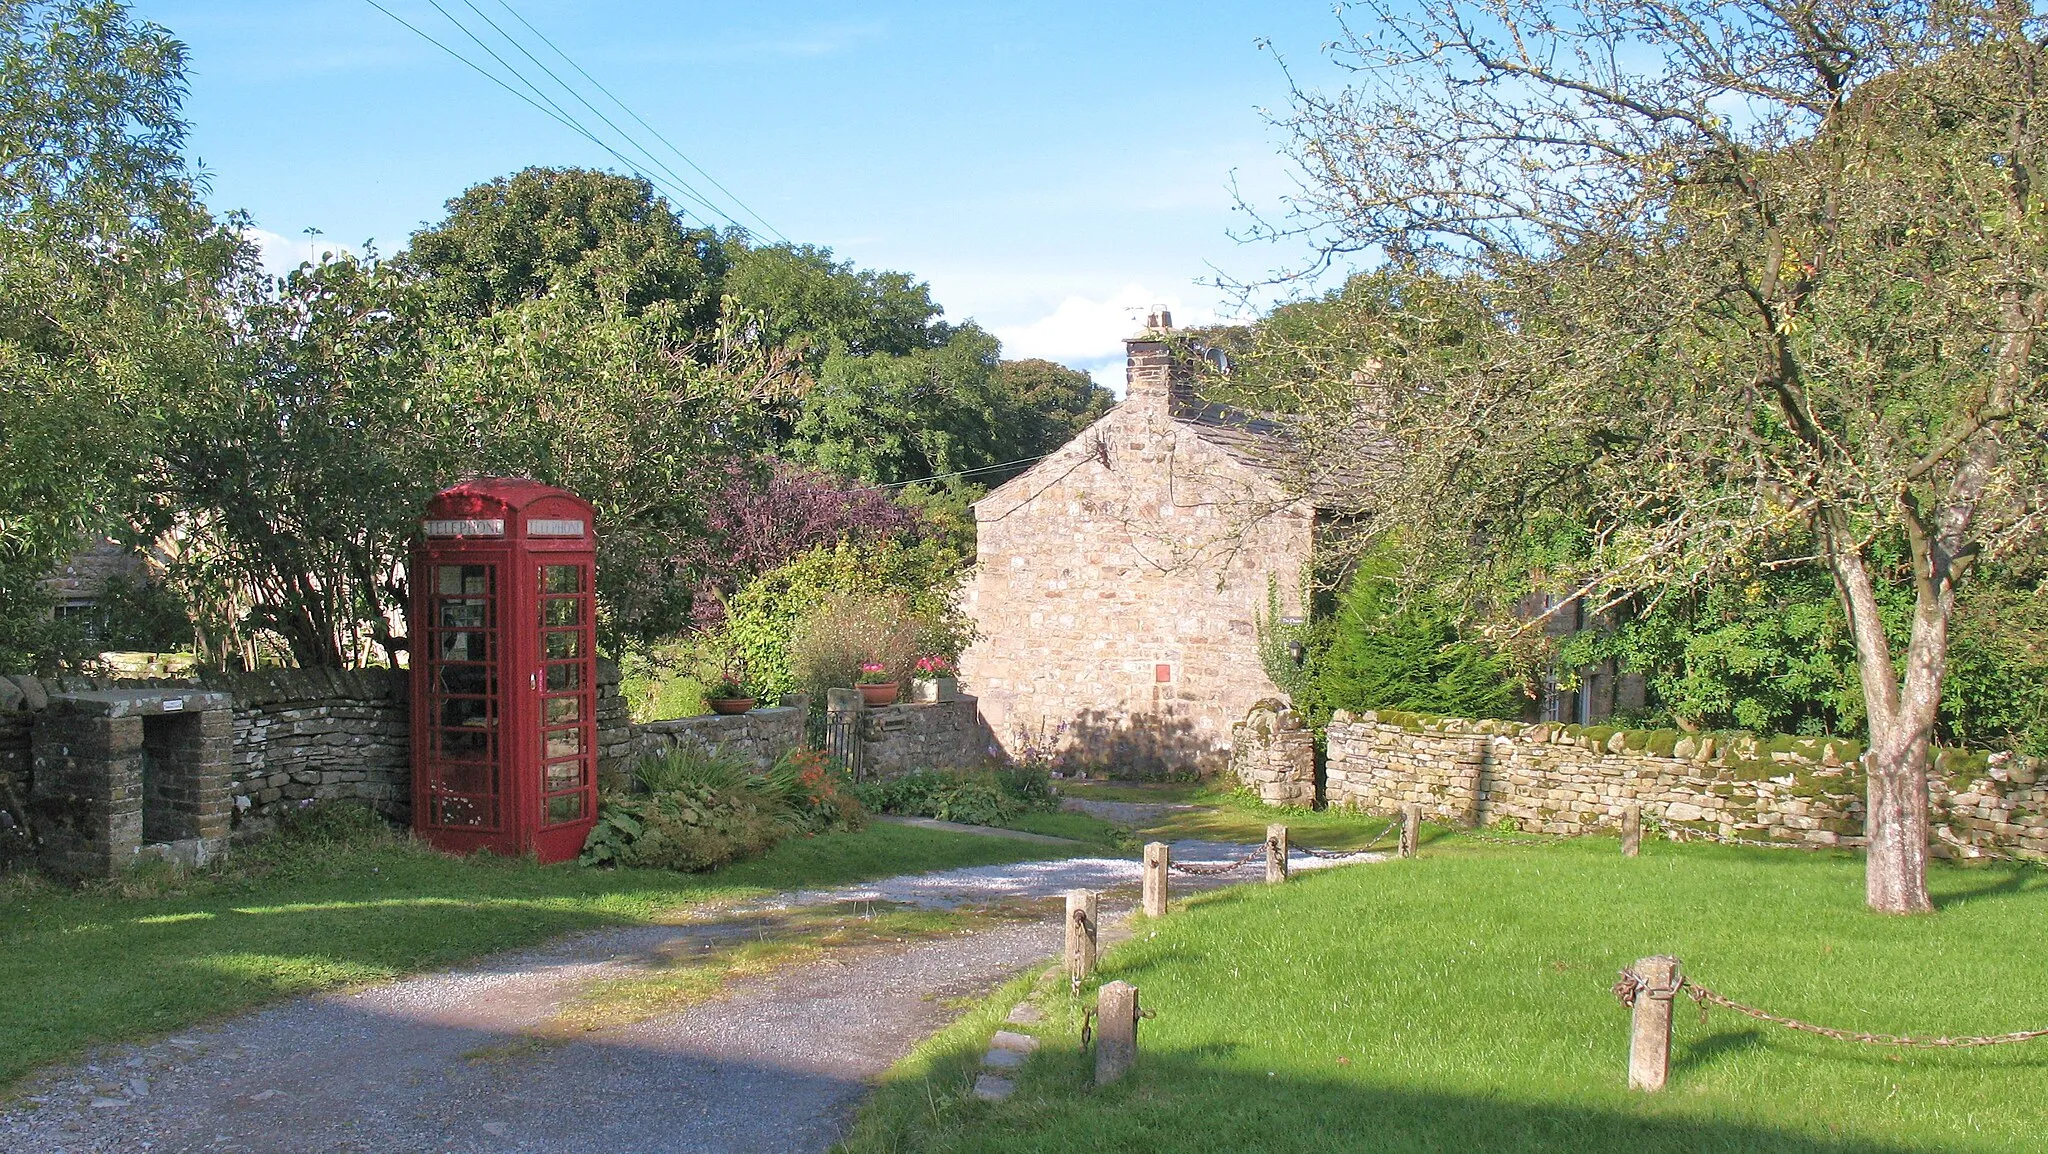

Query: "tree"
left=421, top=293, right=801, bottom=645
left=1318, top=549, right=1523, bottom=722
left=145, top=252, right=431, bottom=668
left=679, top=457, right=923, bottom=628
left=0, top=0, right=246, bottom=669
left=721, top=240, right=951, bottom=361
left=991, top=359, right=1115, bottom=464
left=1259, top=0, right=2048, bottom=911
left=781, top=324, right=1011, bottom=484
left=405, top=166, right=727, bottom=333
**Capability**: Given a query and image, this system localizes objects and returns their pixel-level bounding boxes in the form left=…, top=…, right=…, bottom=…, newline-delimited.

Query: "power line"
left=492, top=0, right=790, bottom=244
left=416, top=0, right=732, bottom=228
left=365, top=0, right=736, bottom=231
left=450, top=0, right=738, bottom=229
left=864, top=452, right=1058, bottom=492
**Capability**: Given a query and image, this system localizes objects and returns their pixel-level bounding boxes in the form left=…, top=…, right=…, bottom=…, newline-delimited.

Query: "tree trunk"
left=1862, top=715, right=1934, bottom=914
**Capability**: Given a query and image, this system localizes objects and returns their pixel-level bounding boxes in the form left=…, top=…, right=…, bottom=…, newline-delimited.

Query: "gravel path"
left=1, top=838, right=1380, bottom=1154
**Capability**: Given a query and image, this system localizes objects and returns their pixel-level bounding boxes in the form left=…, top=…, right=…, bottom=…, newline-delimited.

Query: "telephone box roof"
left=428, top=477, right=593, bottom=514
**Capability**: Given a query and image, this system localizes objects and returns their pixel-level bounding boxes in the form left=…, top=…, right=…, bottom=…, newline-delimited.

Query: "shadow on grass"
left=1673, top=1028, right=1768, bottom=1075
left=867, top=1043, right=1930, bottom=1154
left=1931, top=863, right=2048, bottom=911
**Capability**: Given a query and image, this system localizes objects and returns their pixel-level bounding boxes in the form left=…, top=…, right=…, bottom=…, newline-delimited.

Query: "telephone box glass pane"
left=435, top=761, right=491, bottom=794
left=434, top=795, right=494, bottom=827
left=542, top=597, right=581, bottom=626
left=439, top=632, right=490, bottom=662
left=545, top=728, right=583, bottom=759
left=436, top=664, right=493, bottom=696
left=545, top=760, right=583, bottom=791
left=544, top=695, right=582, bottom=724
left=546, top=794, right=584, bottom=823
left=439, top=601, right=487, bottom=629
left=545, top=663, right=583, bottom=692
left=437, top=565, right=491, bottom=595
left=542, top=565, right=583, bottom=594
left=543, top=630, right=581, bottom=660
left=438, top=729, right=490, bottom=761
left=440, top=697, right=493, bottom=728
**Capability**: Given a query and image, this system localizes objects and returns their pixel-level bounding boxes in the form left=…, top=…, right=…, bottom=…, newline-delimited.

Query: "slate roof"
left=1168, top=390, right=1384, bottom=513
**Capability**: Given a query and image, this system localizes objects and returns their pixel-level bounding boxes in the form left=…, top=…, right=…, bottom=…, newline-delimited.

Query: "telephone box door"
left=530, top=556, right=597, bottom=862
left=419, top=558, right=505, bottom=843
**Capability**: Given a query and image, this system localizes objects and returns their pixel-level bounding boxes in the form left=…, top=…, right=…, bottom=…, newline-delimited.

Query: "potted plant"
left=855, top=660, right=899, bottom=707
left=705, top=662, right=756, bottom=716
left=911, top=654, right=958, bottom=702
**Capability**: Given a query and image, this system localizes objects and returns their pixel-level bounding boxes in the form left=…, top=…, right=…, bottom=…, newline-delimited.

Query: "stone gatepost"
left=31, top=689, right=233, bottom=878
left=1229, top=699, right=1317, bottom=807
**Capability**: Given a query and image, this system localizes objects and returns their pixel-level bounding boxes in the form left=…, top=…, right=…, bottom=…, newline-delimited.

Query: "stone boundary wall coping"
left=1314, top=706, right=2047, bottom=860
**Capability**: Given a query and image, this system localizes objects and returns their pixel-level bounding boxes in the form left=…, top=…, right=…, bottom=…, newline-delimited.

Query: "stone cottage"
left=961, top=313, right=1337, bottom=771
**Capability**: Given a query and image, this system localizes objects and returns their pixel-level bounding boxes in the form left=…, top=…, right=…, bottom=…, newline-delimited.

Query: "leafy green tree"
left=1261, top=0, right=2048, bottom=913
left=405, top=166, right=727, bottom=333
left=422, top=294, right=801, bottom=644
left=1317, top=550, right=1521, bottom=722
left=145, top=252, right=431, bottom=668
left=721, top=241, right=949, bottom=360
left=781, top=325, right=1009, bottom=484
left=0, top=0, right=246, bottom=670
left=991, top=358, right=1114, bottom=463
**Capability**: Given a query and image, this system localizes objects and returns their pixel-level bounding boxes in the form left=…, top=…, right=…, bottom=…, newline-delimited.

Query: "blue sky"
left=146, top=1, right=1357, bottom=384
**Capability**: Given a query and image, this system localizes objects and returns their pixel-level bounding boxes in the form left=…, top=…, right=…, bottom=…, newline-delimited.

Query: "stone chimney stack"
left=1124, top=304, right=1177, bottom=404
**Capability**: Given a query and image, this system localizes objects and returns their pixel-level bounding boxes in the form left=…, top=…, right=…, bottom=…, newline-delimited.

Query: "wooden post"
left=1627, top=955, right=1682, bottom=1091
left=1142, top=842, right=1170, bottom=916
left=1064, top=889, right=1098, bottom=991
left=1265, top=823, right=1289, bottom=884
left=1622, top=804, right=1642, bottom=858
left=1095, top=980, right=1139, bottom=1085
left=1399, top=804, right=1421, bottom=859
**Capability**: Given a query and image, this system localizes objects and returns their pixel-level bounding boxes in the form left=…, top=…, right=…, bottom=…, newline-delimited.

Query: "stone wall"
left=1229, top=699, right=1316, bottom=807
left=224, top=669, right=409, bottom=822
left=620, top=703, right=808, bottom=788
left=962, top=334, right=1315, bottom=773
left=1319, top=708, right=2048, bottom=860
left=864, top=696, right=987, bottom=774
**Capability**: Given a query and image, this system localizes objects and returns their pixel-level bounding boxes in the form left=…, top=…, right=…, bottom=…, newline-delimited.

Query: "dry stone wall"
left=622, top=703, right=808, bottom=788
left=1229, top=699, right=1316, bottom=807
left=1320, top=708, right=2048, bottom=860
left=0, top=660, right=994, bottom=873
left=863, top=696, right=987, bottom=774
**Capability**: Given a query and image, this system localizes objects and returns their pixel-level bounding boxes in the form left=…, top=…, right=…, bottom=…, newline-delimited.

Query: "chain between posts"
left=1613, top=966, right=2048, bottom=1049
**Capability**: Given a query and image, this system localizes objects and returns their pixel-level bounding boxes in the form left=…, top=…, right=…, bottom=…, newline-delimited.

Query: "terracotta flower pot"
left=858, top=682, right=899, bottom=707
left=707, top=697, right=756, bottom=716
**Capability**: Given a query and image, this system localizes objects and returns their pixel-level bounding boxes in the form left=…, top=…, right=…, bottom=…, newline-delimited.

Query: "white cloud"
left=992, top=285, right=1218, bottom=392
left=243, top=227, right=356, bottom=279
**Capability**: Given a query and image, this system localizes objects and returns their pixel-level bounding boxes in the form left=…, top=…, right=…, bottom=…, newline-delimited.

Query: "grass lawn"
left=1057, top=780, right=1206, bottom=804
left=0, top=816, right=1078, bottom=1091
left=1128, top=789, right=1404, bottom=852
left=843, top=834, right=2048, bottom=1153
left=1004, top=810, right=1130, bottom=847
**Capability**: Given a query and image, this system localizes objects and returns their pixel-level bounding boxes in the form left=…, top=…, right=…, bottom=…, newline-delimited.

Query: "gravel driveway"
left=0, top=836, right=1378, bottom=1154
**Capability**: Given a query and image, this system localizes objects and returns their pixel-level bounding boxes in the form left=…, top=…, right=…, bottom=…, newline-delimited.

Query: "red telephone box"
left=410, top=479, right=598, bottom=863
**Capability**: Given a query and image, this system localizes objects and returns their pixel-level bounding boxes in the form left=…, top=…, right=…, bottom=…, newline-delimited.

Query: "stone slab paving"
left=1, top=838, right=1380, bottom=1154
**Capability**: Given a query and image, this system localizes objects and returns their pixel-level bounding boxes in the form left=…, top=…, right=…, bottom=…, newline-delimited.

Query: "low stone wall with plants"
left=621, top=703, right=808, bottom=788
left=1320, top=708, right=2048, bottom=860
left=863, top=696, right=987, bottom=775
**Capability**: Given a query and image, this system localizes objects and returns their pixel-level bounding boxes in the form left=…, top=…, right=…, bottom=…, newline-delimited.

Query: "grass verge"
left=1127, top=790, right=1403, bottom=851
left=0, top=816, right=1080, bottom=1090
left=840, top=837, right=2048, bottom=1153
